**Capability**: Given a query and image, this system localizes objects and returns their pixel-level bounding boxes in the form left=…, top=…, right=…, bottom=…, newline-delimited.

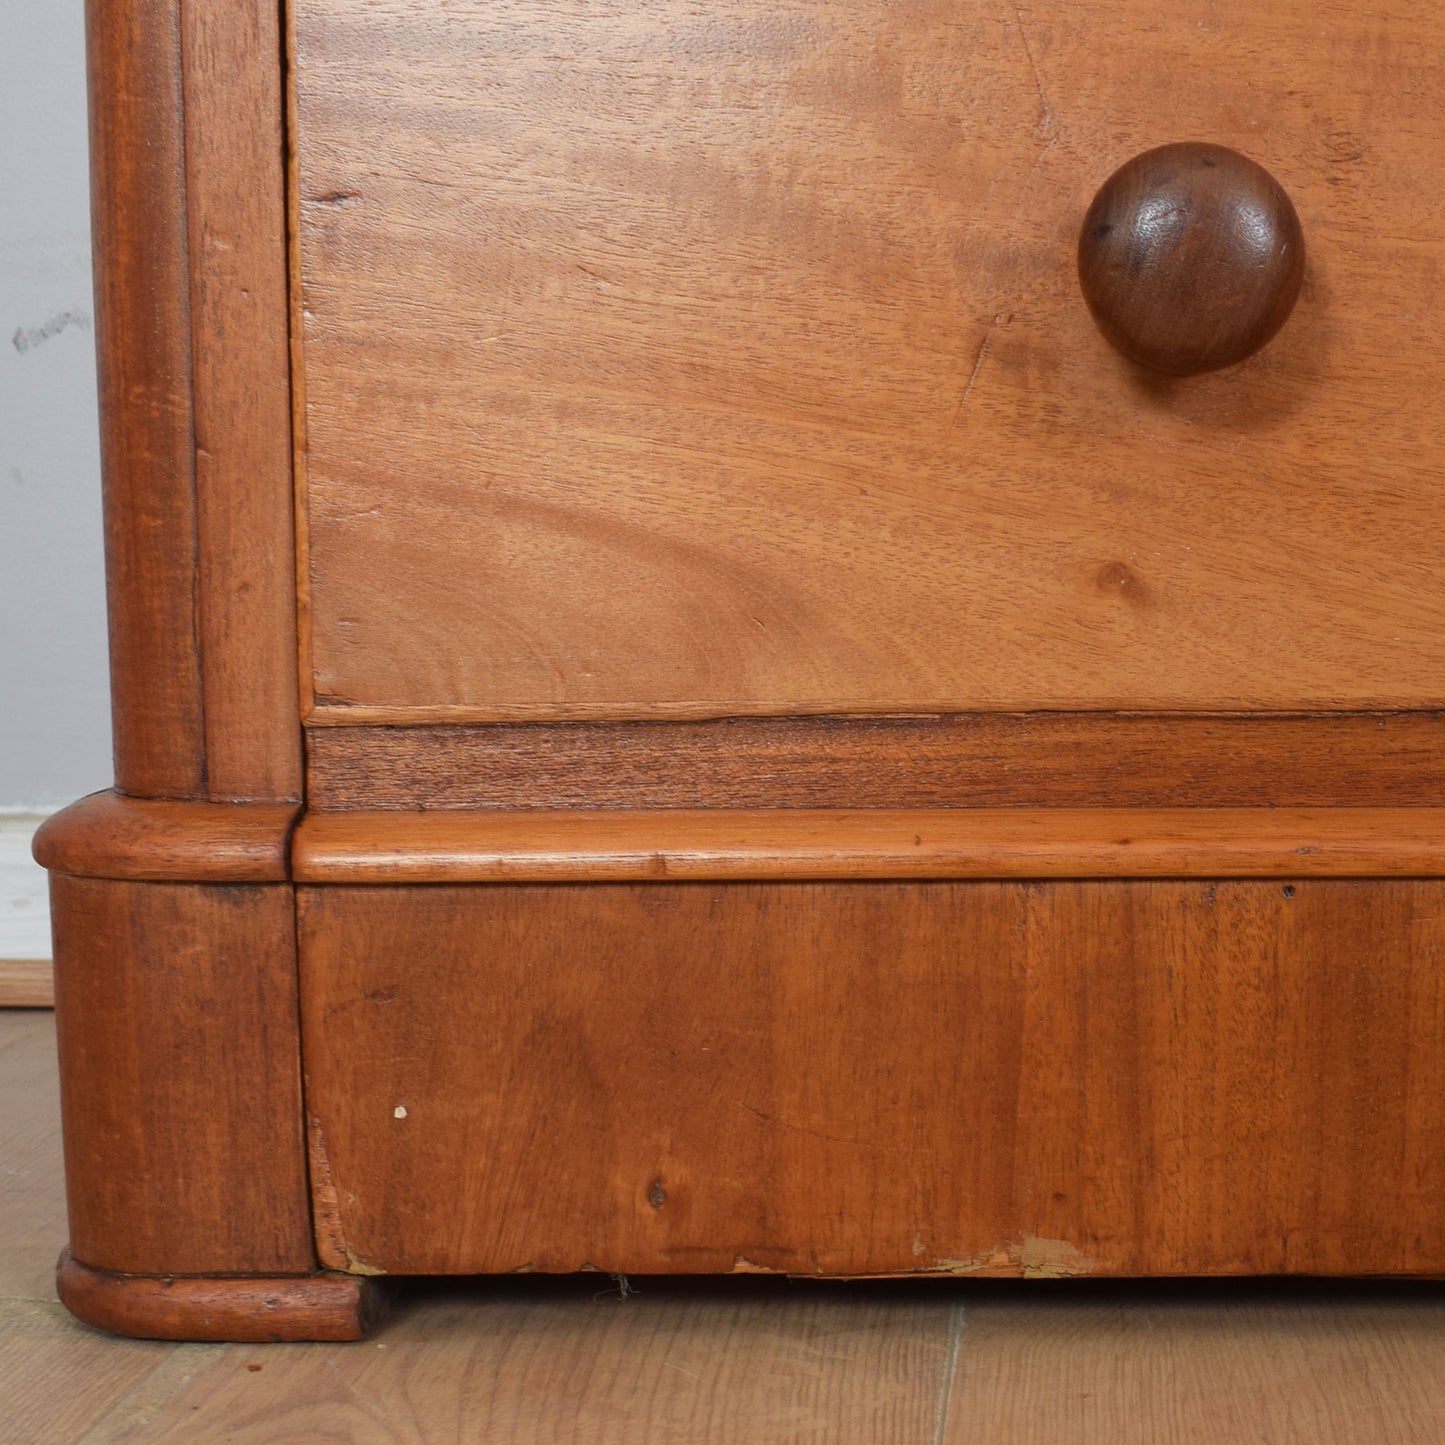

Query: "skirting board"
left=0, top=816, right=54, bottom=1006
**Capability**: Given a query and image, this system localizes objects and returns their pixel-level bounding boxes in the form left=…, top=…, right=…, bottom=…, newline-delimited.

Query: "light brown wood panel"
left=181, top=0, right=302, bottom=803
left=87, top=0, right=204, bottom=796
left=944, top=1288, right=1445, bottom=1443
left=295, top=0, right=1445, bottom=719
left=305, top=712, right=1445, bottom=812
left=299, top=880, right=1445, bottom=1278
left=292, top=806, right=1445, bottom=883
left=51, top=877, right=313, bottom=1276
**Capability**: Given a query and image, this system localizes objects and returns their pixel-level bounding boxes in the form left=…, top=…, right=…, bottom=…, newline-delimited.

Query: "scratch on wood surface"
left=729, top=1098, right=893, bottom=1150
left=1021, top=131, right=1061, bottom=186
left=950, top=334, right=993, bottom=431
left=1011, top=4, right=1055, bottom=131
left=307, top=1116, right=387, bottom=1277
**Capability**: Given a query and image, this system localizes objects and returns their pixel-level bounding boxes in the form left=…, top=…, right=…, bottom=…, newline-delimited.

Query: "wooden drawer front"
left=293, top=0, right=1445, bottom=722
left=299, top=880, right=1445, bottom=1278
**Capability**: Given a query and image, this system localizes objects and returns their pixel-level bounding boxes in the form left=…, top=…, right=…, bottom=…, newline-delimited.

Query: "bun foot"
left=56, top=1250, right=385, bottom=1342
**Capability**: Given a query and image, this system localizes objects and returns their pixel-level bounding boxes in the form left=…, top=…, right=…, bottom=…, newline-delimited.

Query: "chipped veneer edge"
left=306, top=1114, right=386, bottom=1276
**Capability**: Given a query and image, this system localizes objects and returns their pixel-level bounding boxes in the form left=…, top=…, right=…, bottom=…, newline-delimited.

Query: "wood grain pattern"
left=104, top=1280, right=958, bottom=1441
left=180, top=0, right=302, bottom=802
left=17, top=1280, right=1445, bottom=1444
left=306, top=712, right=1445, bottom=811
left=33, top=793, right=295, bottom=884
left=943, top=1288, right=1445, bottom=1443
left=295, top=0, right=1445, bottom=719
left=51, top=876, right=313, bottom=1276
left=299, top=880, right=1445, bottom=1278
left=87, top=0, right=204, bottom=796
left=55, top=1253, right=378, bottom=1344
left=292, top=806, right=1445, bottom=883
left=0, top=1301, right=180, bottom=1445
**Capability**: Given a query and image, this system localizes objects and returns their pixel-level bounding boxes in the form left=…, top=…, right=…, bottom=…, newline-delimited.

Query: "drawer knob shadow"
left=1077, top=142, right=1305, bottom=376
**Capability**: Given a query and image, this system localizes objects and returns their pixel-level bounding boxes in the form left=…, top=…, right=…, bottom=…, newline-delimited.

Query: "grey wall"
left=1, top=2, right=112, bottom=811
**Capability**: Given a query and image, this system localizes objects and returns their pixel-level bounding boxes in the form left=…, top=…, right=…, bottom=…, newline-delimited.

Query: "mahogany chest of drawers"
left=36, top=0, right=1445, bottom=1340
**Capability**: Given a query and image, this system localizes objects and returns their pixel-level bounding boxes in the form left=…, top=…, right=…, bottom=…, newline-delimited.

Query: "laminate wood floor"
left=5, top=1006, right=1445, bottom=1443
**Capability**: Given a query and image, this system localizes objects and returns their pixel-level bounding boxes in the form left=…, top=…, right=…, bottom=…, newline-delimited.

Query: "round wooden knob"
left=1077, top=143, right=1305, bottom=376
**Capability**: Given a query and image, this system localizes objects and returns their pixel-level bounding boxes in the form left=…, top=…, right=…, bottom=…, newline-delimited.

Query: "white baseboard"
left=0, top=816, right=52, bottom=962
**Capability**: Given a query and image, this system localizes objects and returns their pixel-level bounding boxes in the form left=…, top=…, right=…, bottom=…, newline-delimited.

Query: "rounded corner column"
left=37, top=793, right=315, bottom=1286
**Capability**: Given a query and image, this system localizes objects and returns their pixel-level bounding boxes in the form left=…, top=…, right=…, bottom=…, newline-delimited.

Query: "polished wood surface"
left=1078, top=143, right=1305, bottom=375
left=293, top=806, right=1445, bottom=884
left=307, top=712, right=1445, bottom=811
left=299, top=879, right=1445, bottom=1278
left=87, top=0, right=300, bottom=803
left=295, top=0, right=1445, bottom=719
left=51, top=877, right=313, bottom=1276
left=55, top=1253, right=378, bottom=1344
left=33, top=793, right=295, bottom=883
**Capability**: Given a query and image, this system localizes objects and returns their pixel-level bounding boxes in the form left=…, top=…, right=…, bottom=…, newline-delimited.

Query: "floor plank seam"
left=932, top=1300, right=966, bottom=1445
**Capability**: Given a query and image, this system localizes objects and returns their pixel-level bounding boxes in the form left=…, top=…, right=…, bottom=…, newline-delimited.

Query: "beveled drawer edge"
left=291, top=806, right=1445, bottom=884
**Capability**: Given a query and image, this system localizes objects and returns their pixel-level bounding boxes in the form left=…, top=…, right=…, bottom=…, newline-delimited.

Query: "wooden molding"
left=56, top=1251, right=379, bottom=1343
left=308, top=713, right=1445, bottom=812
left=292, top=806, right=1445, bottom=884
left=33, top=791, right=296, bottom=883
left=0, top=961, right=54, bottom=1008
